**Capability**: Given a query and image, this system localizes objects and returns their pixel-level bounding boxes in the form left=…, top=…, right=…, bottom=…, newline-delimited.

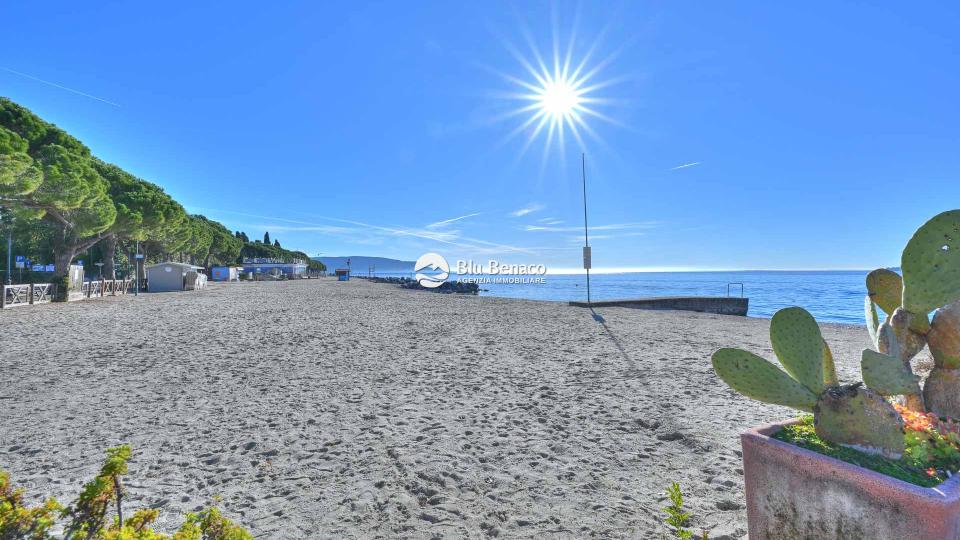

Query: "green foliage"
left=0, top=127, right=42, bottom=196
left=93, top=160, right=178, bottom=243
left=63, top=445, right=132, bottom=539
left=1, top=446, right=251, bottom=540
left=0, top=99, right=116, bottom=275
left=0, top=98, right=53, bottom=150
left=0, top=98, right=321, bottom=277
left=0, top=470, right=63, bottom=539
left=775, top=416, right=960, bottom=487
left=178, top=508, right=253, bottom=540
left=193, top=216, right=242, bottom=267
left=903, top=429, right=960, bottom=481
left=662, top=483, right=706, bottom=540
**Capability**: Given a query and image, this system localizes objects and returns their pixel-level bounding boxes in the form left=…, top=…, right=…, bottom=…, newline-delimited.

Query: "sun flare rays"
left=492, top=16, right=623, bottom=165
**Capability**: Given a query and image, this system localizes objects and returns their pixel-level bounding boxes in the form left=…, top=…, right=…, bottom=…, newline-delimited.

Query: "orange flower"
left=894, top=404, right=936, bottom=432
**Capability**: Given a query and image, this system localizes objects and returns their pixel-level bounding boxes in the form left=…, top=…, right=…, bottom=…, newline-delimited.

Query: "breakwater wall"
left=357, top=276, right=479, bottom=295
left=569, top=296, right=748, bottom=316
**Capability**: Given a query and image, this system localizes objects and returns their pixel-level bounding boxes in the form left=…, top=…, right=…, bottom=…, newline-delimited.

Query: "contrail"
left=426, top=212, right=483, bottom=229
left=0, top=66, right=121, bottom=107
left=670, top=161, right=701, bottom=170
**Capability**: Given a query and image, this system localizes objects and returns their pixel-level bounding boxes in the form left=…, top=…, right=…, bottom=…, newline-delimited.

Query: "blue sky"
left=2, top=2, right=958, bottom=271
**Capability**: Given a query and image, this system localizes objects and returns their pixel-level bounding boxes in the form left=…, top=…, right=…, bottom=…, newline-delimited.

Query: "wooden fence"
left=2, top=279, right=134, bottom=309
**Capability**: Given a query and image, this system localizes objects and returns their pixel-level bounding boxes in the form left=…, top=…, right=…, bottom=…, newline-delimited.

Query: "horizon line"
left=311, top=256, right=895, bottom=274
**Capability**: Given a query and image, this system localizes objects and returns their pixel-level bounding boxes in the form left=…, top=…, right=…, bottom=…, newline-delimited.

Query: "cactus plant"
left=860, top=210, right=960, bottom=413
left=713, top=307, right=905, bottom=458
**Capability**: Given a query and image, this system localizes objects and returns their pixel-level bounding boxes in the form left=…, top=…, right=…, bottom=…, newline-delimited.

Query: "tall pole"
left=135, top=240, right=140, bottom=296
left=581, top=153, right=591, bottom=304
left=5, top=228, right=11, bottom=285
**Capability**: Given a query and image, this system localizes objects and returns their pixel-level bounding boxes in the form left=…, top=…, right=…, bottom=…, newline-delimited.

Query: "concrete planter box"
left=742, top=419, right=960, bottom=539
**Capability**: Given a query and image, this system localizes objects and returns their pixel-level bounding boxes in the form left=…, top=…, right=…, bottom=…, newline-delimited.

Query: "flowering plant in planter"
left=711, top=210, right=960, bottom=539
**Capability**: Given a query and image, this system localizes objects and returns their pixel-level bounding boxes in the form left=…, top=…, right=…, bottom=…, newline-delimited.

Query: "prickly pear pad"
left=865, top=296, right=880, bottom=345
left=861, top=349, right=921, bottom=396
left=901, top=210, right=960, bottom=315
left=712, top=348, right=818, bottom=412
left=866, top=268, right=903, bottom=315
left=769, top=307, right=826, bottom=394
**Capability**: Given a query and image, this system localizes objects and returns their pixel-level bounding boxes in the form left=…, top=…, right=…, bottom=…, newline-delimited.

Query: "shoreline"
left=0, top=278, right=896, bottom=538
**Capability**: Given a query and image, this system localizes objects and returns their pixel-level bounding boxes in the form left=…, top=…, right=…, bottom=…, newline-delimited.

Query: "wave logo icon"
left=414, top=252, right=449, bottom=288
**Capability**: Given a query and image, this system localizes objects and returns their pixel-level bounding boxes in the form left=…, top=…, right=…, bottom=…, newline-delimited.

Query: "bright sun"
left=538, top=77, right=582, bottom=119
left=494, top=24, right=621, bottom=162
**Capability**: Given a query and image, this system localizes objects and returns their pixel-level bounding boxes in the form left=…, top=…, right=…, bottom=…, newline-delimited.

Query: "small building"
left=335, top=268, right=350, bottom=281
left=146, top=262, right=205, bottom=292
left=211, top=266, right=241, bottom=282
left=240, top=259, right=307, bottom=279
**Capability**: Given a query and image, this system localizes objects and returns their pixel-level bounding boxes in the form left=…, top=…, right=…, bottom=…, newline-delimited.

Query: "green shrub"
left=0, top=446, right=251, bottom=540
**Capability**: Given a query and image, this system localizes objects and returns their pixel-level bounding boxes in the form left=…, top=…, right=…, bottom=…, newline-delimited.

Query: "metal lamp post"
left=581, top=153, right=592, bottom=304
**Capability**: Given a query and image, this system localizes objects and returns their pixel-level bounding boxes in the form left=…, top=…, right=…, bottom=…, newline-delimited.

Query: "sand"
left=0, top=278, right=881, bottom=538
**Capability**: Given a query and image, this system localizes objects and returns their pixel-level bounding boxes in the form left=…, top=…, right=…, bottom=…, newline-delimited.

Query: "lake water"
left=373, top=270, right=872, bottom=324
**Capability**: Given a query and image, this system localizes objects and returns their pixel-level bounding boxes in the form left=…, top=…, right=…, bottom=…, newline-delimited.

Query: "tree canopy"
left=0, top=98, right=321, bottom=280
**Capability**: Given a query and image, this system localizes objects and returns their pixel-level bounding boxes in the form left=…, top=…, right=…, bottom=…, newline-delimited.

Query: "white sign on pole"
left=582, top=246, right=592, bottom=270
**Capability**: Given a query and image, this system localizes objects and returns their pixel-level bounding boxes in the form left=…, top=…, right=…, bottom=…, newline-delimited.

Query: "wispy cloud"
left=194, top=207, right=546, bottom=257
left=537, top=217, right=564, bottom=225
left=567, top=232, right=647, bottom=242
left=0, top=66, right=121, bottom=107
left=426, top=212, right=482, bottom=229
left=670, top=161, right=701, bottom=170
left=510, top=203, right=544, bottom=217
left=524, top=221, right=661, bottom=233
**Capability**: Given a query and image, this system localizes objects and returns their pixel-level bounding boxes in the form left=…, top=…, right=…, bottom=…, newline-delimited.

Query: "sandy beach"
left=0, top=278, right=883, bottom=539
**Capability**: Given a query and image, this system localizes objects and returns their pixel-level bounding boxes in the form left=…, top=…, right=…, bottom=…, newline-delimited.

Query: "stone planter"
left=742, top=419, right=960, bottom=539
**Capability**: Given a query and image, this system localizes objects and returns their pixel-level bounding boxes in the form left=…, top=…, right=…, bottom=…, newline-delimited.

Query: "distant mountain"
left=312, top=256, right=415, bottom=273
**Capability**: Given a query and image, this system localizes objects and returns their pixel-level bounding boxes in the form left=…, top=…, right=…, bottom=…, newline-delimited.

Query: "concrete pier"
left=569, top=296, right=749, bottom=316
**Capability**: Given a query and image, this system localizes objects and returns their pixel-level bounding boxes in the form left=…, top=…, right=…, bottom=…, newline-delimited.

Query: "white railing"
left=3, top=283, right=54, bottom=308
left=2, top=279, right=134, bottom=308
